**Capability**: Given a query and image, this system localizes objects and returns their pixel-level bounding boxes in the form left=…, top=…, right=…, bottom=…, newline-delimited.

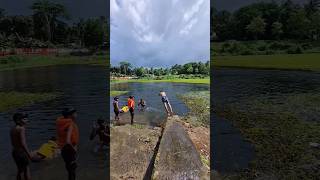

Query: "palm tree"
left=31, top=0, right=68, bottom=42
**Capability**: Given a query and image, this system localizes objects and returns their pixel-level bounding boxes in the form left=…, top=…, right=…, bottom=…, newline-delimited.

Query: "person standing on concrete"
left=113, top=97, right=120, bottom=122
left=10, top=113, right=33, bottom=180
left=128, top=96, right=135, bottom=124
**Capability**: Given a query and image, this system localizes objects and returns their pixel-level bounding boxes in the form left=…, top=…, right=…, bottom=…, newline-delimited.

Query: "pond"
left=0, top=65, right=108, bottom=180
left=110, top=82, right=209, bottom=126
left=212, top=67, right=320, bottom=174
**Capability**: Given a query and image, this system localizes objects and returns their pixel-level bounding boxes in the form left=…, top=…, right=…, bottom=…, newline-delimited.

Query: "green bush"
left=301, top=43, right=312, bottom=50
left=0, top=56, right=24, bottom=64
left=287, top=45, right=303, bottom=54
left=240, top=49, right=255, bottom=55
left=265, top=50, right=275, bottom=55
left=257, top=45, right=267, bottom=51
left=269, top=42, right=292, bottom=51
left=0, top=58, right=8, bottom=64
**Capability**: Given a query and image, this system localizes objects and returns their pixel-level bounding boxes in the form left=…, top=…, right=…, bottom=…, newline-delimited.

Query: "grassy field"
left=212, top=41, right=320, bottom=56
left=216, top=93, right=320, bottom=179
left=110, top=91, right=129, bottom=96
left=178, top=91, right=210, bottom=127
left=0, top=92, right=58, bottom=112
left=111, top=78, right=210, bottom=84
left=212, top=53, right=320, bottom=71
left=0, top=55, right=107, bottom=71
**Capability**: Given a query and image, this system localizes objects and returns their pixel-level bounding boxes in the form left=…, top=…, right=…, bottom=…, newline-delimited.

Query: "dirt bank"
left=110, top=124, right=161, bottom=179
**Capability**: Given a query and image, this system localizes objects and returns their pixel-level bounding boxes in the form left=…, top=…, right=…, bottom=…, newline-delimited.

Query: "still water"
left=0, top=65, right=108, bottom=180
left=110, top=82, right=209, bottom=126
left=212, top=68, right=320, bottom=174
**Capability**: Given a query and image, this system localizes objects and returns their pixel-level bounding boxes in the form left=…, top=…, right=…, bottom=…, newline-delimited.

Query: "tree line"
left=211, top=0, right=320, bottom=41
left=0, top=0, right=109, bottom=50
left=110, top=61, right=210, bottom=77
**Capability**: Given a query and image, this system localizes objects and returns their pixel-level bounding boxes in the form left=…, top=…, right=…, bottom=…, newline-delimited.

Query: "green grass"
left=132, top=124, right=145, bottom=129
left=178, top=91, right=210, bottom=127
left=0, top=92, right=58, bottom=112
left=216, top=93, right=320, bottom=179
left=212, top=53, right=320, bottom=71
left=0, top=55, right=107, bottom=71
left=212, top=41, right=320, bottom=56
left=111, top=78, right=210, bottom=84
left=110, top=91, right=128, bottom=96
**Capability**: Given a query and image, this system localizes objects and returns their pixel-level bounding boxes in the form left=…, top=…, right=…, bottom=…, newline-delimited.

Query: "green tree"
left=246, top=16, right=266, bottom=39
left=287, top=9, right=310, bottom=39
left=271, top=21, right=283, bottom=39
left=135, top=67, right=145, bottom=77
left=31, top=0, right=68, bottom=42
left=309, top=11, right=320, bottom=40
left=119, top=61, right=132, bottom=75
left=305, top=0, right=320, bottom=17
left=198, top=62, right=207, bottom=74
left=83, top=18, right=105, bottom=49
left=183, top=63, right=193, bottom=74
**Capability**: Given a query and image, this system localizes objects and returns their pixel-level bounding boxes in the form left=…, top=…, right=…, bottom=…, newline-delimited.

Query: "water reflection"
left=0, top=65, right=108, bottom=180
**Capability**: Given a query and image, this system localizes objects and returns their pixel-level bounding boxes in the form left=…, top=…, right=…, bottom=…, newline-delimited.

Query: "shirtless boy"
left=159, top=91, right=174, bottom=116
left=10, top=113, right=33, bottom=180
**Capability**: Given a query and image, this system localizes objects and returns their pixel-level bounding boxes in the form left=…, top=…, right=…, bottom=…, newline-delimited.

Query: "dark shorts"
left=129, top=107, right=134, bottom=116
left=12, top=149, right=29, bottom=170
left=114, top=110, right=119, bottom=116
left=61, top=144, right=77, bottom=170
left=162, top=96, right=169, bottom=103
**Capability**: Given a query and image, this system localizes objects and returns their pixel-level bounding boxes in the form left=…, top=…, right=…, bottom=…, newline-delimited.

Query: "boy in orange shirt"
left=128, top=96, right=135, bottom=125
left=56, top=108, right=79, bottom=180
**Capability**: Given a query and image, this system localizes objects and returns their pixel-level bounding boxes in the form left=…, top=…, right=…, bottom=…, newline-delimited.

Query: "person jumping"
left=159, top=91, right=173, bottom=116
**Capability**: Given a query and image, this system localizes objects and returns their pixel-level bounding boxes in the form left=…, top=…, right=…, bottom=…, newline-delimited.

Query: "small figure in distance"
left=159, top=91, right=173, bottom=116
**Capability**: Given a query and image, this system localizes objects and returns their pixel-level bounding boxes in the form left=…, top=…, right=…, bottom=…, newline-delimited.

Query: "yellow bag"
left=121, top=106, right=129, bottom=113
left=37, top=140, right=58, bottom=159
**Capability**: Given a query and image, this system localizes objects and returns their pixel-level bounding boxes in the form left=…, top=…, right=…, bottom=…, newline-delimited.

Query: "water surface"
left=110, top=82, right=209, bottom=126
left=211, top=68, right=320, bottom=174
left=0, top=65, right=108, bottom=180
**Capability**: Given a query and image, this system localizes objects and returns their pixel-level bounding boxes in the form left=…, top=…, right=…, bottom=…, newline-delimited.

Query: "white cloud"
left=111, top=0, right=210, bottom=67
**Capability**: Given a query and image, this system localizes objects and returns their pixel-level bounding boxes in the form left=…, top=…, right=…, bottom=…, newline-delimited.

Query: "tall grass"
left=0, top=92, right=58, bottom=112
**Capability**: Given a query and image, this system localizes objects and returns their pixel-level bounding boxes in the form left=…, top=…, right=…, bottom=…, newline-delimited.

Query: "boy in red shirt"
left=128, top=96, right=135, bottom=125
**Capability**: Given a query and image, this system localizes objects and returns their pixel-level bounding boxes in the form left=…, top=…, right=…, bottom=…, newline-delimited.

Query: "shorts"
left=161, top=96, right=169, bottom=103
left=129, top=107, right=134, bottom=116
left=114, top=110, right=120, bottom=116
left=61, top=144, right=78, bottom=170
left=12, top=149, right=29, bottom=170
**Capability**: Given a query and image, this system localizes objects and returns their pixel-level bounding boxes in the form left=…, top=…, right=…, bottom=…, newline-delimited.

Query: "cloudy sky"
left=110, top=0, right=210, bottom=67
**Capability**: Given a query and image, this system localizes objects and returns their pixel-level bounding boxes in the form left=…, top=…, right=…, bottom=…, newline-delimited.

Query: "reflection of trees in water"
left=112, top=82, right=130, bottom=91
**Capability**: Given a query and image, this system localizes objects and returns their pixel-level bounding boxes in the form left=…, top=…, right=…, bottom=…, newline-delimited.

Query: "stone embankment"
left=110, top=115, right=210, bottom=180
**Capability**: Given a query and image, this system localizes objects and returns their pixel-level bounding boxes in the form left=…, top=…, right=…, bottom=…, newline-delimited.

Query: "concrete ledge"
left=153, top=116, right=209, bottom=180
